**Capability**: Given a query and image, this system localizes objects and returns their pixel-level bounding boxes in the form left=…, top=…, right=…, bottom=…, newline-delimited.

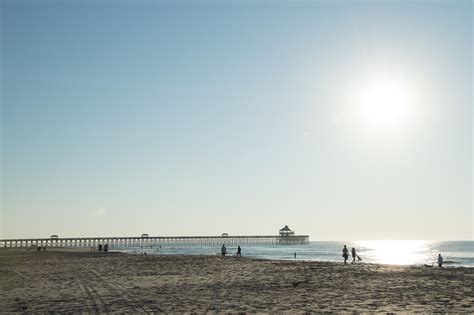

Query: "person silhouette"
left=236, top=245, right=241, bottom=257
left=351, top=247, right=357, bottom=264
left=342, top=245, right=349, bottom=264
left=438, top=253, right=443, bottom=268
left=221, top=244, right=227, bottom=256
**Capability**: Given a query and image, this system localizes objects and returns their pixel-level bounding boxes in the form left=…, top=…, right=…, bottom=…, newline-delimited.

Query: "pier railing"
left=0, top=235, right=309, bottom=248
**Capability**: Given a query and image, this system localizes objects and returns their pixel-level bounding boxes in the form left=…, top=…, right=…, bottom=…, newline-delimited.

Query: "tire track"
left=80, top=272, right=111, bottom=313
left=42, top=254, right=101, bottom=312
left=65, top=266, right=101, bottom=312
left=208, top=258, right=239, bottom=312
left=84, top=267, right=159, bottom=313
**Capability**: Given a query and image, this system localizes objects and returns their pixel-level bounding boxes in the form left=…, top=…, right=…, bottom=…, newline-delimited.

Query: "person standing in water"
left=342, top=245, right=349, bottom=264
left=236, top=245, right=241, bottom=257
left=221, top=244, right=227, bottom=256
left=438, top=254, right=443, bottom=268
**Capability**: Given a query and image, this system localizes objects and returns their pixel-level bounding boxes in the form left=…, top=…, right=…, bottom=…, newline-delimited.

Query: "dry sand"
left=0, top=248, right=472, bottom=312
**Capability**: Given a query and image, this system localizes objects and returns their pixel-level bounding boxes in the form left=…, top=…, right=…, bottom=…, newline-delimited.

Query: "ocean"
left=121, top=240, right=474, bottom=267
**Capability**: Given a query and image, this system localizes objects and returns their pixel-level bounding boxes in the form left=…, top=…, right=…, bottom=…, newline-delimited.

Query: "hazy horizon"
left=1, top=0, right=472, bottom=241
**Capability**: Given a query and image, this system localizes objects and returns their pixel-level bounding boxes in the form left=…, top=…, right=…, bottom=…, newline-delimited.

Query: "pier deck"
left=0, top=235, right=309, bottom=248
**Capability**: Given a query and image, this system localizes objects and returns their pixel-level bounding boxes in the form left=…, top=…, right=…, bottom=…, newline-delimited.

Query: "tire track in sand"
left=84, top=267, right=159, bottom=313
left=207, top=257, right=240, bottom=312
left=65, top=266, right=104, bottom=312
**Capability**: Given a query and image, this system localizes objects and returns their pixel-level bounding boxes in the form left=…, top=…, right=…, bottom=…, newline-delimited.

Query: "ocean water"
left=120, top=240, right=474, bottom=267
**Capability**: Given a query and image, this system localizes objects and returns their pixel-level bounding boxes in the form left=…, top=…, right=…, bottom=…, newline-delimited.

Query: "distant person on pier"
left=98, top=244, right=102, bottom=252
left=236, top=245, right=241, bottom=257
left=438, top=253, right=443, bottom=268
left=104, top=243, right=109, bottom=252
left=351, top=247, right=357, bottom=264
left=342, top=245, right=349, bottom=264
left=221, top=244, right=227, bottom=256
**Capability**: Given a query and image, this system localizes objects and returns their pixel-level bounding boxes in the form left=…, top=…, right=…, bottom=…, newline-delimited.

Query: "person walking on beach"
left=98, top=244, right=102, bottom=252
left=342, top=245, right=349, bottom=264
left=351, top=247, right=357, bottom=264
left=221, top=244, right=227, bottom=256
left=236, top=245, right=241, bottom=257
left=438, top=253, right=443, bottom=268
left=104, top=243, right=109, bottom=252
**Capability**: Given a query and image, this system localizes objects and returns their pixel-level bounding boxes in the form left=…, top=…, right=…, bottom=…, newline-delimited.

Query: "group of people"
left=342, top=245, right=445, bottom=267
left=342, top=245, right=360, bottom=264
left=221, top=244, right=241, bottom=257
left=94, top=243, right=109, bottom=252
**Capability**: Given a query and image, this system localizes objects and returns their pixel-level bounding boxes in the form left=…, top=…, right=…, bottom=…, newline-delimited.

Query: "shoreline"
left=1, top=248, right=473, bottom=312
left=1, top=246, right=472, bottom=268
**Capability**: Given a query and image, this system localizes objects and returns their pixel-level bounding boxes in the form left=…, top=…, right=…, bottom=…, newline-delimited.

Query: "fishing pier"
left=0, top=226, right=309, bottom=248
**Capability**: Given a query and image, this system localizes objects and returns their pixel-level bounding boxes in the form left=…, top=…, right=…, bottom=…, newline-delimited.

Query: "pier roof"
left=279, top=225, right=292, bottom=232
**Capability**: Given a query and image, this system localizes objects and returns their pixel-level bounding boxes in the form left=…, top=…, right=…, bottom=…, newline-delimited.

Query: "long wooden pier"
left=0, top=235, right=309, bottom=249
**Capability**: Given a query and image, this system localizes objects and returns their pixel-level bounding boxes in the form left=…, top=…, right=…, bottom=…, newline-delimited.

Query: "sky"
left=0, top=0, right=472, bottom=241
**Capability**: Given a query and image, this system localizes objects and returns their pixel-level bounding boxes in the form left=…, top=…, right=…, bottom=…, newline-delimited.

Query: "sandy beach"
left=0, top=248, right=472, bottom=312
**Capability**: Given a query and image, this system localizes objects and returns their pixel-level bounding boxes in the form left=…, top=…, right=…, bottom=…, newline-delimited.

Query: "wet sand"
left=0, top=248, right=472, bottom=312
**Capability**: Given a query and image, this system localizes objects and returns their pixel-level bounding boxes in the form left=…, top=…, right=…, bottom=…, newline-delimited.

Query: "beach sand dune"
left=0, top=249, right=472, bottom=312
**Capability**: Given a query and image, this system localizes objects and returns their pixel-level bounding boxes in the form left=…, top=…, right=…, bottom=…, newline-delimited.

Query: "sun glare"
left=357, top=240, right=430, bottom=265
left=356, top=77, right=414, bottom=133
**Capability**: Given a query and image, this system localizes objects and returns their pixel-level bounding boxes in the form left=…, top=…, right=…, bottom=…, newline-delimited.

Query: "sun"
left=357, top=77, right=414, bottom=133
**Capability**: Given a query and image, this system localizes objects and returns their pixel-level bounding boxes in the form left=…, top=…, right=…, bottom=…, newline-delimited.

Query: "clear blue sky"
left=1, top=0, right=472, bottom=240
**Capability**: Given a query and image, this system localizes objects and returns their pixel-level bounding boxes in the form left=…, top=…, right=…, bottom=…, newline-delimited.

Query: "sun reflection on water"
left=356, top=240, right=431, bottom=265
